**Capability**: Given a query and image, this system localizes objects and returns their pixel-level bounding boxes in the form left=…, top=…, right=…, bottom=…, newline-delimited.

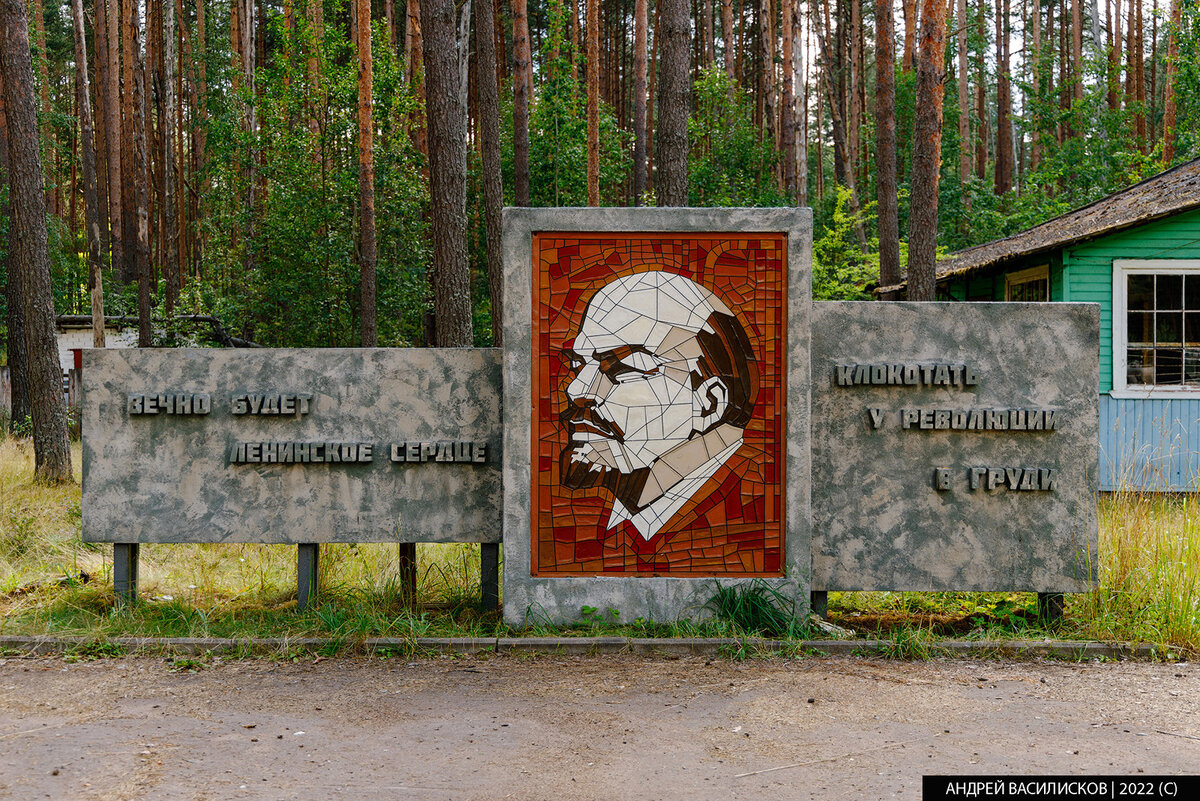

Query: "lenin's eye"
left=607, top=351, right=662, bottom=381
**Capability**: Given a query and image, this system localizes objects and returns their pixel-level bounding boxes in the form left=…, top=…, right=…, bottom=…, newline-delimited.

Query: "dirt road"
left=0, top=653, right=1196, bottom=800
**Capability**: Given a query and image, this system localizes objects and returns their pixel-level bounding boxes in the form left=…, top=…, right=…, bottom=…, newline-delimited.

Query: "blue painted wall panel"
left=1100, top=395, right=1200, bottom=491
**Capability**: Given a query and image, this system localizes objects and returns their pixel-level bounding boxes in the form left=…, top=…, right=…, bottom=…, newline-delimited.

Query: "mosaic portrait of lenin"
left=532, top=234, right=786, bottom=577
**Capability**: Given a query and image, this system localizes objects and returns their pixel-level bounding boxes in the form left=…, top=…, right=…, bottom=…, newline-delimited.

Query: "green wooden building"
left=884, top=158, right=1200, bottom=490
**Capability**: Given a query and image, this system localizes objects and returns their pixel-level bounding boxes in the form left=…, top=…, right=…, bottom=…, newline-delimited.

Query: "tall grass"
left=0, top=438, right=495, bottom=638
left=1075, top=491, right=1200, bottom=651
left=2, top=438, right=1198, bottom=651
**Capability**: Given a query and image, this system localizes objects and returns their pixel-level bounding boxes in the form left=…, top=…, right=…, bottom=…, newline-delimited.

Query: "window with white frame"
left=1005, top=265, right=1049, bottom=301
left=1114, top=260, right=1200, bottom=394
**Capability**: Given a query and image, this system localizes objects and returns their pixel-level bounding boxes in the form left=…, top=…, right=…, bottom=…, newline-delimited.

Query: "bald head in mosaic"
left=560, top=271, right=759, bottom=527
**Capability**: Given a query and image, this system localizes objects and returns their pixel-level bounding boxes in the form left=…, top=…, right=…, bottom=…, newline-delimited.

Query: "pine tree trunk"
left=1163, top=0, right=1180, bottom=162
left=902, top=0, right=916, bottom=72
left=974, top=0, right=988, bottom=178
left=475, top=0, right=503, bottom=344
left=0, top=0, right=72, bottom=480
left=704, top=0, right=715, bottom=67
left=195, top=0, right=209, bottom=276
left=1134, top=0, right=1145, bottom=152
left=876, top=0, right=900, bottom=291
left=512, top=0, right=531, bottom=206
left=241, top=0, right=257, bottom=278
left=1125, top=0, right=1135, bottom=108
left=656, top=0, right=690, bottom=205
left=1110, top=0, right=1122, bottom=111
left=421, top=0, right=472, bottom=347
left=103, top=0, right=123, bottom=277
left=587, top=0, right=600, bottom=205
left=121, top=0, right=138, bottom=284
left=135, top=27, right=152, bottom=348
left=633, top=0, right=649, bottom=203
left=781, top=0, right=795, bottom=195
left=72, top=0, right=106, bottom=347
left=815, top=1, right=859, bottom=239
left=92, top=2, right=110, bottom=264
left=1149, top=0, right=1158, bottom=145
left=0, top=59, right=31, bottom=430
left=793, top=1, right=806, bottom=206
left=995, top=0, right=1012, bottom=194
left=164, top=0, right=178, bottom=314
left=907, top=0, right=948, bottom=302
left=721, top=0, right=735, bottom=82
left=356, top=0, right=377, bottom=347
left=759, top=0, right=777, bottom=152
left=1032, top=0, right=1043, bottom=168
left=33, top=0, right=55, bottom=218
left=957, top=0, right=970, bottom=194
left=1071, top=0, right=1083, bottom=104
left=647, top=0, right=659, bottom=186
left=847, top=0, right=862, bottom=196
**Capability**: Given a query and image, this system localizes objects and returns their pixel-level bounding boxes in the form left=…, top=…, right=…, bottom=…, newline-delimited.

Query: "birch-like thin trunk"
left=792, top=1, right=806, bottom=207
left=72, top=0, right=106, bottom=347
left=781, top=0, right=796, bottom=195
left=632, top=0, right=648, bottom=203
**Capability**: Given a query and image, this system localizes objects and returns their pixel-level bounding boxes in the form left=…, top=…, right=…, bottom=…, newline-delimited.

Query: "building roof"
left=876, top=157, right=1200, bottom=294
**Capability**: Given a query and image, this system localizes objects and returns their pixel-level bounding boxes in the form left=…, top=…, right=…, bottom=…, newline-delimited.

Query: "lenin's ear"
left=694, top=376, right=729, bottom=433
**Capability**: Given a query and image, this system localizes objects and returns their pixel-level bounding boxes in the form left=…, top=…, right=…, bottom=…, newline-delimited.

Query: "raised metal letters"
left=834, top=362, right=980, bottom=388
left=890, top=407, right=1058, bottom=431
left=388, top=441, right=488, bottom=464
left=230, top=393, right=313, bottom=416
left=966, top=466, right=1057, bottom=491
left=127, top=393, right=212, bottom=415
left=230, top=441, right=374, bottom=464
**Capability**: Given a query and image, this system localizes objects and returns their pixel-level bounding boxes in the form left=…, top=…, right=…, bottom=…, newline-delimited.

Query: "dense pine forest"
left=2, top=0, right=1199, bottom=354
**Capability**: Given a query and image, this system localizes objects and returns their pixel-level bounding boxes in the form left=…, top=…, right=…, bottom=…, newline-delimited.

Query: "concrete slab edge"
left=0, top=634, right=1179, bottom=660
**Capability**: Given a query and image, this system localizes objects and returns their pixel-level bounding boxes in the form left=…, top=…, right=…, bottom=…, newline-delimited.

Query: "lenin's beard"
left=560, top=405, right=652, bottom=513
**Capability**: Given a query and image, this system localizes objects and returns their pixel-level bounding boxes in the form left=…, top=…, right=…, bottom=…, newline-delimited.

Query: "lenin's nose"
left=566, top=362, right=607, bottom=402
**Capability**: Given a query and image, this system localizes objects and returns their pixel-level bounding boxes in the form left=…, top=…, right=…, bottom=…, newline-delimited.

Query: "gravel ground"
left=0, top=653, right=1196, bottom=800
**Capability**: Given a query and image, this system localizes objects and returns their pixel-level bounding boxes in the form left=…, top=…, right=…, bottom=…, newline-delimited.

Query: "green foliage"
left=519, top=3, right=630, bottom=207
left=688, top=68, right=787, bottom=207
left=197, top=12, right=428, bottom=347
left=1170, top=2, right=1200, bottom=164
left=704, top=580, right=809, bottom=638
left=812, top=185, right=877, bottom=300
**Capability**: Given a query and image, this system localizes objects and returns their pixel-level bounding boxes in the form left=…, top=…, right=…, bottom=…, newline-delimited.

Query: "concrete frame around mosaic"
left=501, top=208, right=813, bottom=626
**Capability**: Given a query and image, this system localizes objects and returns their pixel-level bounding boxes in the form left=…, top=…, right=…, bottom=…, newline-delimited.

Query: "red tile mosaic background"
left=532, top=233, right=786, bottom=577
